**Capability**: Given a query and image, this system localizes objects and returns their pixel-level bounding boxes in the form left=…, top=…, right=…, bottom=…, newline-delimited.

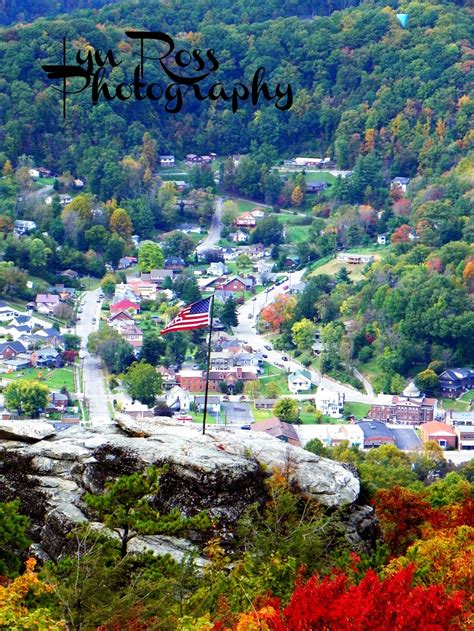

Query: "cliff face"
left=0, top=416, right=374, bottom=562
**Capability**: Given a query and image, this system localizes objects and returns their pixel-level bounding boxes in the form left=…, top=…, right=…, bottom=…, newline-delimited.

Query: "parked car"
left=281, top=355, right=289, bottom=361
left=240, top=425, right=251, bottom=430
left=264, top=345, right=272, bottom=351
left=248, top=314, right=253, bottom=319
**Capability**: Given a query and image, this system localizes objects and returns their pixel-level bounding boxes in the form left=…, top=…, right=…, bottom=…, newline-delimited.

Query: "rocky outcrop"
left=0, top=415, right=363, bottom=562
left=0, top=419, right=56, bottom=443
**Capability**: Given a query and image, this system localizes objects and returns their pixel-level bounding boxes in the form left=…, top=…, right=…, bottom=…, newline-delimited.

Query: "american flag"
left=160, top=296, right=213, bottom=335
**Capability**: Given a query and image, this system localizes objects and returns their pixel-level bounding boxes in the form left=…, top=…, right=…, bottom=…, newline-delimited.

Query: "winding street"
left=75, top=288, right=112, bottom=426
left=196, top=197, right=223, bottom=253
left=232, top=273, right=377, bottom=404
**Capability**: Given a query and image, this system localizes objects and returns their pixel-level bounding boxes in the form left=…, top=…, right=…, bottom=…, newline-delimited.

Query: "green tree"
left=267, top=382, right=280, bottom=399
left=124, top=361, right=162, bottom=406
left=221, top=200, right=239, bottom=226
left=304, top=438, right=330, bottom=458
left=138, top=242, right=164, bottom=273
left=28, top=238, right=51, bottom=269
left=85, top=225, right=109, bottom=252
left=0, top=500, right=31, bottom=577
left=100, top=273, right=117, bottom=297
left=291, top=319, right=316, bottom=352
left=414, top=369, right=439, bottom=393
left=140, top=333, right=166, bottom=366
left=106, top=234, right=126, bottom=267
left=220, top=296, right=238, bottom=328
left=162, top=232, right=195, bottom=260
left=236, top=253, right=253, bottom=274
left=63, top=333, right=81, bottom=351
left=251, top=216, right=283, bottom=247
left=272, top=397, right=298, bottom=423
left=84, top=466, right=210, bottom=558
left=4, top=380, right=49, bottom=418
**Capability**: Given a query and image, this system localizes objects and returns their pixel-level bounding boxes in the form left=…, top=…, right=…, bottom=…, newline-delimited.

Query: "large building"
left=369, top=382, right=437, bottom=425
left=438, top=368, right=474, bottom=399
left=178, top=366, right=257, bottom=393
left=420, top=421, right=457, bottom=450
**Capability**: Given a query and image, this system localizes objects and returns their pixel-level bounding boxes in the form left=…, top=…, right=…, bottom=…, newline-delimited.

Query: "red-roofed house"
left=251, top=418, right=300, bottom=447
left=119, top=323, right=144, bottom=351
left=110, top=299, right=140, bottom=315
left=420, top=421, right=457, bottom=450
left=234, top=212, right=256, bottom=228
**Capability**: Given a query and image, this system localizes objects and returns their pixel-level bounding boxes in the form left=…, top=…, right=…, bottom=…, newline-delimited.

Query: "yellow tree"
left=462, top=259, right=474, bottom=293
left=2, top=159, right=13, bottom=178
left=291, top=184, right=304, bottom=207
left=110, top=208, right=133, bottom=240
left=0, top=558, right=65, bottom=630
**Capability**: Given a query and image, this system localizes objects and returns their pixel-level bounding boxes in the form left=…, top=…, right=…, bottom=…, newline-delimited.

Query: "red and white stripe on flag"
left=160, top=296, right=212, bottom=335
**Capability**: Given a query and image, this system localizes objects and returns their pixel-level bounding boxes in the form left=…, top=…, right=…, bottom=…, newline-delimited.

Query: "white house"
left=251, top=208, right=265, bottom=219
left=221, top=247, right=240, bottom=262
left=159, top=155, right=175, bottom=167
left=337, top=253, right=374, bottom=264
left=296, top=424, right=364, bottom=449
left=45, top=194, right=72, bottom=206
left=14, top=220, right=37, bottom=235
left=73, top=178, right=84, bottom=188
left=207, top=261, right=227, bottom=276
left=288, top=370, right=313, bottom=394
left=0, top=304, right=20, bottom=322
left=390, top=177, right=410, bottom=193
left=315, top=387, right=345, bottom=418
left=166, top=385, right=191, bottom=412
left=377, top=234, right=388, bottom=245
left=29, top=168, right=40, bottom=180
left=230, top=230, right=249, bottom=243
left=35, top=294, right=60, bottom=315
left=178, top=223, right=201, bottom=234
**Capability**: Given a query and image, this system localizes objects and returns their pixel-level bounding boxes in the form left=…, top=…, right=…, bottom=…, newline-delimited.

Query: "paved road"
left=232, top=269, right=322, bottom=382
left=196, top=197, right=223, bottom=253
left=232, top=273, right=377, bottom=404
left=75, top=288, right=112, bottom=426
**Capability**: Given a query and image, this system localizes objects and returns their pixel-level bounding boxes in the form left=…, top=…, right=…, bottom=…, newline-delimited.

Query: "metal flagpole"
left=202, top=295, right=215, bottom=435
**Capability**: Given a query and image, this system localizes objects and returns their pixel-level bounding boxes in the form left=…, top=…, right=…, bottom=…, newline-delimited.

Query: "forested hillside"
left=0, top=0, right=472, bottom=196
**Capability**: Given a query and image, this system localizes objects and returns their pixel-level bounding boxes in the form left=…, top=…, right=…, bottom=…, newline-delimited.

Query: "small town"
left=0, top=1, right=472, bottom=628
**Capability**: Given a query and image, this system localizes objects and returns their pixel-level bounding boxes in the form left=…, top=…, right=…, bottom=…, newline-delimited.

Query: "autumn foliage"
left=260, top=294, right=297, bottom=332
left=214, top=565, right=467, bottom=630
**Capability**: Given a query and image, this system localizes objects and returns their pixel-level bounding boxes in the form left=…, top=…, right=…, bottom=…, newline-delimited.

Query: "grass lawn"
left=309, top=254, right=380, bottom=282
left=258, top=364, right=291, bottom=396
left=304, top=171, right=337, bottom=184
left=230, top=198, right=270, bottom=213
left=286, top=225, right=309, bottom=244
left=459, top=390, right=474, bottom=403
left=344, top=402, right=370, bottom=419
left=1, top=367, right=75, bottom=392
left=357, top=357, right=382, bottom=384
left=251, top=405, right=333, bottom=425
left=439, top=398, right=469, bottom=412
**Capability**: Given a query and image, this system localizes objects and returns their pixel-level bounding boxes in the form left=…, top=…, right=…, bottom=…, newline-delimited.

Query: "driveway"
left=196, top=197, right=223, bottom=253
left=75, top=289, right=112, bottom=426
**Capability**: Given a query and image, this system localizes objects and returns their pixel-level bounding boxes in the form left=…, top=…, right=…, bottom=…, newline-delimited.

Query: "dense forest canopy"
left=0, top=0, right=472, bottom=190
